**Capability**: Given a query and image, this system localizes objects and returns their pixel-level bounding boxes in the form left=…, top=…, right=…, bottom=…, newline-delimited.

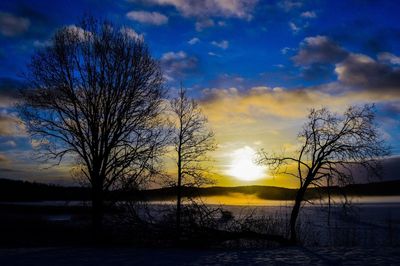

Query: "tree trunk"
left=289, top=181, right=309, bottom=244
left=92, top=179, right=104, bottom=241
left=176, top=161, right=182, bottom=237
left=176, top=126, right=183, bottom=238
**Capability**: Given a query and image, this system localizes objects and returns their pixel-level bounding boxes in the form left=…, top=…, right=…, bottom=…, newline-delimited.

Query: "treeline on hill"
left=1, top=178, right=399, bottom=202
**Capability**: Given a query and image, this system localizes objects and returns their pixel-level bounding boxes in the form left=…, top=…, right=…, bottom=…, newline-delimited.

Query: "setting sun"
left=226, top=146, right=267, bottom=181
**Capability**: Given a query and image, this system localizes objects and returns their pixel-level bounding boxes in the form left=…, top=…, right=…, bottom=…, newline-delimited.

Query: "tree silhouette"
left=259, top=104, right=389, bottom=244
left=170, top=86, right=216, bottom=236
left=20, top=17, right=168, bottom=235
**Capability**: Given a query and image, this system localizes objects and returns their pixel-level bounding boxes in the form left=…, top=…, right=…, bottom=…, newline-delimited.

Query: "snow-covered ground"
left=0, top=247, right=399, bottom=265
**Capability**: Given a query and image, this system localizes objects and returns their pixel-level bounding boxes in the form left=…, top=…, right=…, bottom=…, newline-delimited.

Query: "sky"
left=0, top=0, right=400, bottom=187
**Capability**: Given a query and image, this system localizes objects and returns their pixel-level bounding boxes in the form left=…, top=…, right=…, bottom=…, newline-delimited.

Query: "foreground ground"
left=0, top=247, right=399, bottom=266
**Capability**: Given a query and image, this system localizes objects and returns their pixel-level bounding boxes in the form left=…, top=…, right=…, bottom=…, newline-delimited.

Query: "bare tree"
left=19, top=17, right=168, bottom=234
left=259, top=104, right=389, bottom=244
left=170, top=86, right=216, bottom=235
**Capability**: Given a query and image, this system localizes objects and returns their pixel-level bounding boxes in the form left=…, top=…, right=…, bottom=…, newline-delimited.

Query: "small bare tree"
left=170, top=86, right=216, bottom=235
left=20, top=17, right=168, bottom=234
left=259, top=104, right=389, bottom=244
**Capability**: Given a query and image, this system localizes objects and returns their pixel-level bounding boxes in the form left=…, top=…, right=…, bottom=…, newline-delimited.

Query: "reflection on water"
left=189, top=194, right=400, bottom=207
left=199, top=193, right=293, bottom=206
left=2, top=195, right=400, bottom=207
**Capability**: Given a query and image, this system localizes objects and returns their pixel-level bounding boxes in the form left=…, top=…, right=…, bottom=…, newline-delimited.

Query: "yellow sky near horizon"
left=4, top=84, right=398, bottom=189
left=191, top=85, right=398, bottom=188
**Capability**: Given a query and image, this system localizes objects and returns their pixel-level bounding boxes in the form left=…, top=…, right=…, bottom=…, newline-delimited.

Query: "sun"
left=226, top=146, right=267, bottom=181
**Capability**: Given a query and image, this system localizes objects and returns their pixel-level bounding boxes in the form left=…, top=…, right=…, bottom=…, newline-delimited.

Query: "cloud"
left=33, top=39, right=52, bottom=48
left=143, top=0, right=258, bottom=20
left=126, top=11, right=168, bottom=25
left=160, top=51, right=199, bottom=80
left=65, top=25, right=92, bottom=41
left=378, top=101, right=400, bottom=114
left=281, top=47, right=294, bottom=54
left=289, top=22, right=300, bottom=34
left=120, top=27, right=144, bottom=40
left=0, top=114, right=25, bottom=137
left=208, top=52, right=220, bottom=57
left=278, top=0, right=302, bottom=12
left=161, top=51, right=186, bottom=61
left=292, top=35, right=400, bottom=88
left=0, top=12, right=30, bottom=37
left=335, top=53, right=400, bottom=90
left=200, top=83, right=400, bottom=129
left=188, top=37, right=200, bottom=45
left=201, top=86, right=334, bottom=125
left=378, top=52, right=400, bottom=65
left=211, top=40, right=229, bottom=49
left=0, top=153, right=9, bottom=163
left=195, top=19, right=214, bottom=31
left=2, top=140, right=17, bottom=148
left=296, top=32, right=400, bottom=92
left=293, top=36, right=348, bottom=65
left=301, top=11, right=317, bottom=18
left=208, top=73, right=245, bottom=88
left=218, top=21, right=227, bottom=26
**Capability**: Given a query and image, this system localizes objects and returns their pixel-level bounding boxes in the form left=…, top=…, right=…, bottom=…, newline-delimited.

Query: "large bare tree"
left=170, top=86, right=216, bottom=235
left=20, top=17, right=168, bottom=233
left=259, top=104, right=389, bottom=244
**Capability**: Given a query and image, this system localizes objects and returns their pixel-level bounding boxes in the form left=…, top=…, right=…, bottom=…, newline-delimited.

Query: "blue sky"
left=1, top=0, right=400, bottom=185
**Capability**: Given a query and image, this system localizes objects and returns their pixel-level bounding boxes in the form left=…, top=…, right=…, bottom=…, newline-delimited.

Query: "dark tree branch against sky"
left=19, top=17, right=168, bottom=231
left=0, top=0, right=400, bottom=187
left=170, top=85, right=216, bottom=234
left=259, top=104, right=389, bottom=243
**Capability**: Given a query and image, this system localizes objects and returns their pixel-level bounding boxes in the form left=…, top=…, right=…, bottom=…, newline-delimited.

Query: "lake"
left=1, top=195, right=399, bottom=246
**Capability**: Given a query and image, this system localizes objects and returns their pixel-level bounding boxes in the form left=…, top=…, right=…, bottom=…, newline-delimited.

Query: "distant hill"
left=0, top=178, right=399, bottom=202
left=0, top=178, right=90, bottom=201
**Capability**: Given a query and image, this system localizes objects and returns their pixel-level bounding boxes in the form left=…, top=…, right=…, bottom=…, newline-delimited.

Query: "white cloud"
left=378, top=52, right=400, bottom=65
left=188, top=37, right=200, bottom=45
left=120, top=27, right=144, bottom=40
left=281, top=47, right=294, bottom=54
left=278, top=0, right=302, bottom=12
left=65, top=25, right=92, bottom=41
left=0, top=12, right=30, bottom=37
left=289, top=22, right=300, bottom=34
left=195, top=19, right=215, bottom=31
left=218, top=21, right=227, bottom=26
left=0, top=113, right=25, bottom=137
left=161, top=51, right=187, bottom=61
left=126, top=11, right=168, bottom=25
left=208, top=52, right=220, bottom=57
left=301, top=11, right=317, bottom=18
left=143, top=0, right=258, bottom=20
left=2, top=140, right=16, bottom=148
left=211, top=40, right=229, bottom=49
left=160, top=51, right=198, bottom=80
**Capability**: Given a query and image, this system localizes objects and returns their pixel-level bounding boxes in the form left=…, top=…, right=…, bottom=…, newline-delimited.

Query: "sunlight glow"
left=226, top=146, right=266, bottom=181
